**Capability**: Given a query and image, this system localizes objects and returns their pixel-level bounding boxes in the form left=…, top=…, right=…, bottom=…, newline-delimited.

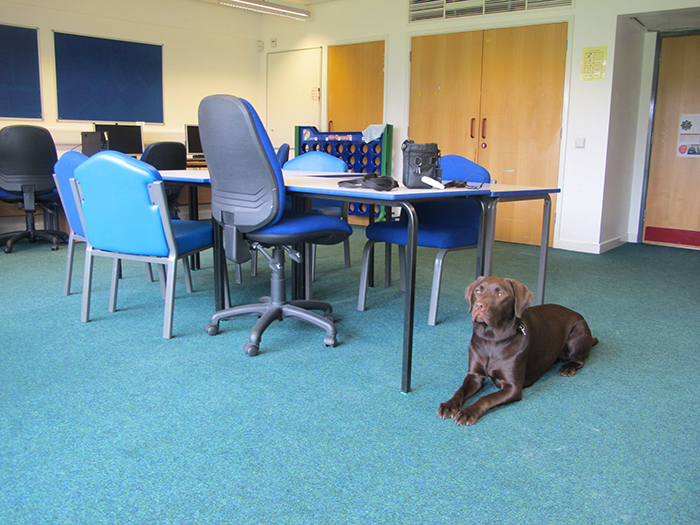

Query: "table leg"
left=398, top=202, right=417, bottom=394
left=188, top=185, right=201, bottom=270
left=536, top=195, right=552, bottom=305
left=481, top=195, right=552, bottom=305
left=482, top=197, right=499, bottom=277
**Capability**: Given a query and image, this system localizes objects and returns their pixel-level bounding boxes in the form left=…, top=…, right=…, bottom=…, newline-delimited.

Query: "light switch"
left=575, top=138, right=586, bottom=148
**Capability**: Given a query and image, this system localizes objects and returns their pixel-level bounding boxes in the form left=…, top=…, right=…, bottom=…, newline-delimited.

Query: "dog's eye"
left=496, top=290, right=504, bottom=297
left=474, top=289, right=482, bottom=295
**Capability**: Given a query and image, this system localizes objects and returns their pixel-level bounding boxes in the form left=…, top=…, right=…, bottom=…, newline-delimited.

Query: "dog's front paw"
left=438, top=399, right=462, bottom=419
left=453, top=406, right=482, bottom=426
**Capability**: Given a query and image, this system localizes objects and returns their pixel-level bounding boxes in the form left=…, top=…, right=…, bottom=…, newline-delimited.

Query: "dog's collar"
left=518, top=324, right=527, bottom=336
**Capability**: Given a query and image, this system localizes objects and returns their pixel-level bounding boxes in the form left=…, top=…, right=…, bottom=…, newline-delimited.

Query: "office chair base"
left=205, top=246, right=339, bottom=355
left=2, top=229, right=67, bottom=253
left=206, top=298, right=338, bottom=355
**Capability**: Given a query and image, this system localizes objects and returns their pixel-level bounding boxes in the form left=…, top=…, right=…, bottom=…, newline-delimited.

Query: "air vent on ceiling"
left=409, top=0, right=572, bottom=23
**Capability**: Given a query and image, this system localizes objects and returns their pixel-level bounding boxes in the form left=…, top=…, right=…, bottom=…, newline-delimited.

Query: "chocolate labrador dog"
left=438, top=276, right=598, bottom=426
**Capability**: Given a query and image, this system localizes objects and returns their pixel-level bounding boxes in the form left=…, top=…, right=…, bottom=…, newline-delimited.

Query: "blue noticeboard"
left=0, top=24, right=42, bottom=119
left=54, top=32, right=163, bottom=123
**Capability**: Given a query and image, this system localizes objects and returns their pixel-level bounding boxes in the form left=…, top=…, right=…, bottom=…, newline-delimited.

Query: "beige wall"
left=0, top=0, right=264, bottom=150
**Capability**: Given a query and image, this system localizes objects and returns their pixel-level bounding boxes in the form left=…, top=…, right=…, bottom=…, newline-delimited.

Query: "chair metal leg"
left=109, top=258, right=120, bottom=313
left=157, top=264, right=167, bottom=299
left=428, top=248, right=449, bottom=326
left=146, top=263, right=155, bottom=282
left=358, top=239, right=377, bottom=311
left=64, top=232, right=77, bottom=295
left=182, top=258, right=194, bottom=293
left=163, top=259, right=177, bottom=339
left=81, top=247, right=95, bottom=323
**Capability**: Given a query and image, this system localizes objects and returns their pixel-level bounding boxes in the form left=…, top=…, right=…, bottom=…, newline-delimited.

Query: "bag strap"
left=338, top=173, right=398, bottom=191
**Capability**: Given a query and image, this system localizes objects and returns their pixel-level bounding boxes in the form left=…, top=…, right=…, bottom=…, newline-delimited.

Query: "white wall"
left=258, top=0, right=699, bottom=253
left=3, top=0, right=698, bottom=252
left=0, top=0, right=264, bottom=150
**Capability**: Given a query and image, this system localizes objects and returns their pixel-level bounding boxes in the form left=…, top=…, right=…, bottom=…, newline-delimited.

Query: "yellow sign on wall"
left=581, top=46, right=607, bottom=81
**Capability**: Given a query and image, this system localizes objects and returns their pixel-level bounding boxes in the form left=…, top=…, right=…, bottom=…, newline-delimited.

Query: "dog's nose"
left=474, top=301, right=485, bottom=312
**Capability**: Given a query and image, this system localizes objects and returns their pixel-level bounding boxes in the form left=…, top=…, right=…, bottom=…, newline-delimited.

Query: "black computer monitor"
left=185, top=124, right=203, bottom=157
left=94, top=123, right=143, bottom=155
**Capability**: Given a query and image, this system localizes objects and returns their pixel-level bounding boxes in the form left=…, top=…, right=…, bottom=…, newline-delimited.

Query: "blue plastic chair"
left=53, top=151, right=89, bottom=295
left=358, top=154, right=490, bottom=326
left=198, top=95, right=353, bottom=356
left=283, top=150, right=351, bottom=278
left=70, top=150, right=213, bottom=339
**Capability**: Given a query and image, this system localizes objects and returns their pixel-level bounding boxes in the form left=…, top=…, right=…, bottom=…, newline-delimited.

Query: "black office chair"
left=198, top=95, right=353, bottom=356
left=0, top=125, right=68, bottom=253
left=141, top=141, right=187, bottom=218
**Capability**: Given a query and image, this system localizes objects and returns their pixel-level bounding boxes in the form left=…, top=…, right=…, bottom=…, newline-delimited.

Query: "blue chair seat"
left=366, top=219, right=479, bottom=249
left=172, top=219, right=214, bottom=255
left=248, top=210, right=352, bottom=245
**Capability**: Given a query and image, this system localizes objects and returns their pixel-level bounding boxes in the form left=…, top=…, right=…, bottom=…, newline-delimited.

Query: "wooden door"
left=478, top=23, right=567, bottom=245
left=409, top=31, right=483, bottom=159
left=328, top=41, right=385, bottom=131
left=643, top=34, right=700, bottom=249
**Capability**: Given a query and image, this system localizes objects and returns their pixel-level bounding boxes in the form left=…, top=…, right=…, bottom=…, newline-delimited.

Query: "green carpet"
left=1, top=230, right=698, bottom=524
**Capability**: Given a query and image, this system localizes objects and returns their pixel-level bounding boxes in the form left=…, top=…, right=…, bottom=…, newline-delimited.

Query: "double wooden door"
left=409, top=23, right=567, bottom=245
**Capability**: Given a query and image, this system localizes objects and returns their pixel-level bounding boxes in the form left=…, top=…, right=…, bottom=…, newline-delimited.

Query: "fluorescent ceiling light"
left=219, top=0, right=310, bottom=21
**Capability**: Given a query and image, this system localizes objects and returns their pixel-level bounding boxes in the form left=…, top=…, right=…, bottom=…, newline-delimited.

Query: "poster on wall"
left=677, top=114, right=700, bottom=158
left=580, top=46, right=606, bottom=81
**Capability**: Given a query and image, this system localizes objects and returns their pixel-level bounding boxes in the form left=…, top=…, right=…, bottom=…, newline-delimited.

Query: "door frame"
left=638, top=29, right=700, bottom=243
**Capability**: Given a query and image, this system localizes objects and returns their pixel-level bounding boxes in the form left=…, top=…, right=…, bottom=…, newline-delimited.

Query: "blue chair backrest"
left=440, top=155, right=490, bottom=184
left=54, top=151, right=89, bottom=237
left=198, top=95, right=285, bottom=232
left=283, top=150, right=347, bottom=211
left=276, top=143, right=290, bottom=168
left=416, top=155, right=490, bottom=227
left=73, top=150, right=170, bottom=256
left=284, top=150, right=347, bottom=172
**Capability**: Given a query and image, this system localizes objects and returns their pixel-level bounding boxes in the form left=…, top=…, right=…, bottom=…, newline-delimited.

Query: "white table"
left=160, top=169, right=559, bottom=393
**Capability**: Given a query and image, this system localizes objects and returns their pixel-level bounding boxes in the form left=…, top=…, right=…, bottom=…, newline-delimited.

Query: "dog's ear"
left=508, top=279, right=534, bottom=318
left=465, top=277, right=485, bottom=312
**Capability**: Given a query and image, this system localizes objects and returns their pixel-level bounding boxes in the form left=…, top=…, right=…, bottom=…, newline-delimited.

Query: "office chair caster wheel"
left=244, top=343, right=259, bottom=357
left=205, top=323, right=219, bottom=336
left=51, top=245, right=59, bottom=251
left=4, top=247, right=11, bottom=254
left=324, top=335, right=337, bottom=348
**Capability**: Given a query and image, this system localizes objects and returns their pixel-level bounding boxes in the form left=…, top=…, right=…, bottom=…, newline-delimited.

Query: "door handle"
left=481, top=118, right=487, bottom=139
left=470, top=118, right=476, bottom=139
